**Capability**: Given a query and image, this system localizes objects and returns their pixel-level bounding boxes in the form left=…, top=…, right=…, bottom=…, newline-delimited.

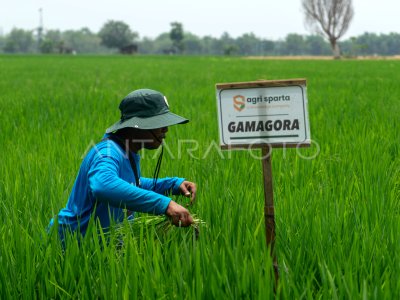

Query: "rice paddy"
left=0, top=55, right=399, bottom=298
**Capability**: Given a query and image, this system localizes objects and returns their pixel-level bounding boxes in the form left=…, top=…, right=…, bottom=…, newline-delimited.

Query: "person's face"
left=119, top=127, right=168, bottom=151
left=144, top=127, right=168, bottom=149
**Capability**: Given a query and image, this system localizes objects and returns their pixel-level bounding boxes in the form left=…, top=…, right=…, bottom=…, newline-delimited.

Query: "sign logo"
left=233, top=95, right=245, bottom=111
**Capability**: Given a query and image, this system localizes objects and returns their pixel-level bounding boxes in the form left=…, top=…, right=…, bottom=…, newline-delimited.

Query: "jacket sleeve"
left=140, top=177, right=185, bottom=195
left=87, top=147, right=171, bottom=215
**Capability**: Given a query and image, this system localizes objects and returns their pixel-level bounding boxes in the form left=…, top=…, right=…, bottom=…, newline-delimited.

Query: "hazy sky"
left=1, top=0, right=398, bottom=40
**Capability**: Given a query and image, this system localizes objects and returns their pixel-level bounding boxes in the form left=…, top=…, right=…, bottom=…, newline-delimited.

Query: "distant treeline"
left=1, top=27, right=399, bottom=56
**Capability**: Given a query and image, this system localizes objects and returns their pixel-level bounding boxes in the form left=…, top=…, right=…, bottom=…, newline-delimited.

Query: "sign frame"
left=216, top=79, right=311, bottom=149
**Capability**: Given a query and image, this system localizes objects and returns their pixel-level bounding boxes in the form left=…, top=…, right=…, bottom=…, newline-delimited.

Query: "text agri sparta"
left=228, top=119, right=300, bottom=133
left=247, top=95, right=290, bottom=104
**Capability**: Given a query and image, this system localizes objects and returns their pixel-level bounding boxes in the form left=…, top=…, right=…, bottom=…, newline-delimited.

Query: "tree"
left=305, top=35, right=331, bottom=55
left=384, top=33, right=400, bottom=55
left=302, top=0, right=354, bottom=58
left=236, top=33, right=260, bottom=55
left=284, top=34, right=306, bottom=55
left=152, top=33, right=174, bottom=54
left=39, top=30, right=63, bottom=53
left=63, top=28, right=105, bottom=54
left=0, top=35, right=6, bottom=53
left=98, top=20, right=138, bottom=51
left=220, top=32, right=236, bottom=55
left=137, top=37, right=156, bottom=54
left=3, top=28, right=34, bottom=53
left=183, top=33, right=203, bottom=54
left=169, top=22, right=184, bottom=54
left=261, top=39, right=275, bottom=55
left=354, top=32, right=380, bottom=55
left=201, top=35, right=221, bottom=55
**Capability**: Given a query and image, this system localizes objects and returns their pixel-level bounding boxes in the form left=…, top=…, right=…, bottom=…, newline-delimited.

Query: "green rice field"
left=0, top=55, right=399, bottom=299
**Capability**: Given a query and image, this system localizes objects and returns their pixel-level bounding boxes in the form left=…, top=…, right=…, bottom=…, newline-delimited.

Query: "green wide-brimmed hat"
left=106, top=89, right=189, bottom=133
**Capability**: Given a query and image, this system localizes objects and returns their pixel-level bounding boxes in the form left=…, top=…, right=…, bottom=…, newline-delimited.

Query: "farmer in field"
left=50, top=89, right=196, bottom=240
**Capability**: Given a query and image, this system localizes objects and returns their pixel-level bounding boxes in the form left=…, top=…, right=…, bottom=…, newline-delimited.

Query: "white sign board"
left=216, top=79, right=311, bottom=148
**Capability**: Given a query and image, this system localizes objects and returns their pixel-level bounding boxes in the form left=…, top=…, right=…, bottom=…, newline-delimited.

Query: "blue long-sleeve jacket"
left=50, top=138, right=184, bottom=237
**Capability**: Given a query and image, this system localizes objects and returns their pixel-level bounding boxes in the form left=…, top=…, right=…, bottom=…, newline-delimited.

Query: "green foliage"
left=3, top=28, right=34, bottom=53
left=146, top=33, right=174, bottom=54
left=63, top=28, right=106, bottom=54
left=223, top=44, right=238, bottom=56
left=0, top=35, right=6, bottom=53
left=306, top=35, right=331, bottom=55
left=340, top=32, right=400, bottom=56
left=236, top=33, right=260, bottom=55
left=169, top=22, right=185, bottom=54
left=39, top=30, right=63, bottom=54
left=137, top=32, right=336, bottom=56
left=0, top=56, right=399, bottom=298
left=1, top=26, right=399, bottom=56
left=183, top=33, right=203, bottom=55
left=37, top=28, right=107, bottom=54
left=98, top=20, right=138, bottom=50
left=283, top=34, right=306, bottom=55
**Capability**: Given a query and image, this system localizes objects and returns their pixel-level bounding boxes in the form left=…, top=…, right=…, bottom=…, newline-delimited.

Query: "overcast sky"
left=0, top=0, right=398, bottom=40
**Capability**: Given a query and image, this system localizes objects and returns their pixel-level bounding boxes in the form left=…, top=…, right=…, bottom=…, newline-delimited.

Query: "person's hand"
left=165, top=200, right=193, bottom=227
left=179, top=181, right=197, bottom=205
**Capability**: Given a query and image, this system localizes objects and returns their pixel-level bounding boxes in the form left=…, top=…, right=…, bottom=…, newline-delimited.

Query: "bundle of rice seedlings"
left=109, top=214, right=206, bottom=245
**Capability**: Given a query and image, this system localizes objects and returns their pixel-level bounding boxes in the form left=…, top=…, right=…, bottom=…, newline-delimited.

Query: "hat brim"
left=106, top=112, right=189, bottom=133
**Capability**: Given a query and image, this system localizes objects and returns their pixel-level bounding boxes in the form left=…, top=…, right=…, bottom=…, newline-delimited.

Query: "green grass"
left=0, top=55, right=399, bottom=299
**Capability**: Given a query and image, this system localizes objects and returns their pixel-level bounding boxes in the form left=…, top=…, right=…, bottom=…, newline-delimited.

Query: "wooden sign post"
left=261, top=146, right=279, bottom=283
left=216, top=79, right=311, bottom=286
